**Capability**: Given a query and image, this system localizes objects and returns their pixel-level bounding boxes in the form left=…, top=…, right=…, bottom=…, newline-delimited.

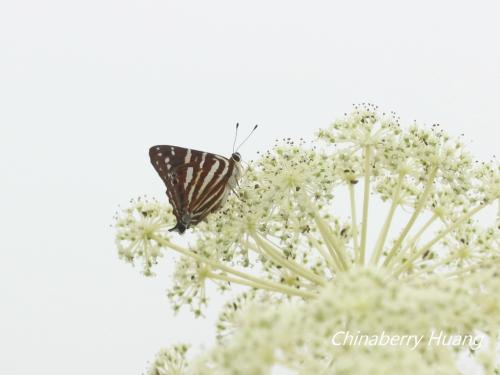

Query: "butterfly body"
left=149, top=145, right=242, bottom=233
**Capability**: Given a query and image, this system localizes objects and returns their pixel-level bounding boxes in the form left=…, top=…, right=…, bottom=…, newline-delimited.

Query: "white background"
left=1, top=1, right=499, bottom=374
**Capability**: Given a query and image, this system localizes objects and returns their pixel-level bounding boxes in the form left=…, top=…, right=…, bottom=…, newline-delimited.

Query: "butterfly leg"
left=168, top=213, right=193, bottom=234
left=168, top=221, right=187, bottom=234
left=230, top=187, right=242, bottom=200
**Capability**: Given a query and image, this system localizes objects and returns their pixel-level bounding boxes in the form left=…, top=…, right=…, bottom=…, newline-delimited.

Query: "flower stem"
left=406, top=259, right=500, bottom=289
left=206, top=272, right=314, bottom=299
left=301, top=192, right=350, bottom=270
left=359, top=145, right=372, bottom=265
left=370, top=173, right=404, bottom=265
left=383, top=166, right=438, bottom=266
left=401, top=252, right=462, bottom=282
left=348, top=183, right=360, bottom=262
left=390, top=203, right=488, bottom=277
left=312, top=213, right=349, bottom=270
left=250, top=232, right=327, bottom=286
left=306, top=232, right=341, bottom=273
left=386, top=213, right=438, bottom=268
left=408, top=212, right=438, bottom=247
left=487, top=326, right=498, bottom=375
left=155, top=236, right=316, bottom=298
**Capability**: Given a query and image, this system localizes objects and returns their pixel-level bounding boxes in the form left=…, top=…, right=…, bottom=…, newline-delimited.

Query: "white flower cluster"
left=114, top=105, right=500, bottom=374
left=147, top=344, right=189, bottom=375
left=182, top=267, right=500, bottom=374
left=115, top=197, right=175, bottom=276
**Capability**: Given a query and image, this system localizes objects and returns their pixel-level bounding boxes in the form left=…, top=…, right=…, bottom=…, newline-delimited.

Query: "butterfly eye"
left=232, top=152, right=241, bottom=162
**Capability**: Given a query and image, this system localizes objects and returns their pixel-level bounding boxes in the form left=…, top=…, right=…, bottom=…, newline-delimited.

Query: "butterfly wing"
left=185, top=153, right=236, bottom=225
left=149, top=145, right=236, bottom=233
left=149, top=145, right=196, bottom=228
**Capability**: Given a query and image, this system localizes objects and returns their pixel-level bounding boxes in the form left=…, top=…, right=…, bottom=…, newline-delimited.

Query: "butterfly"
left=149, top=125, right=256, bottom=233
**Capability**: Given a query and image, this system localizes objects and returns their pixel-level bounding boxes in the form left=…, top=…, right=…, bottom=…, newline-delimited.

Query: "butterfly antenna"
left=232, top=123, right=239, bottom=153
left=236, top=125, right=258, bottom=151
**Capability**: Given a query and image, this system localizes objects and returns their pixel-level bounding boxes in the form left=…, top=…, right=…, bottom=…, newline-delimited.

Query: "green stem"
left=487, top=327, right=498, bottom=375
left=383, top=166, right=438, bottom=266
left=370, top=173, right=404, bottom=265
left=312, top=213, right=349, bottom=270
left=155, top=236, right=315, bottom=298
left=408, top=213, right=438, bottom=248
left=407, top=258, right=500, bottom=288
left=386, top=213, right=438, bottom=268
left=348, top=183, right=360, bottom=263
left=359, top=145, right=372, bottom=265
left=207, top=272, right=314, bottom=299
left=251, top=232, right=327, bottom=286
left=402, top=252, right=462, bottom=282
left=390, top=203, right=488, bottom=277
left=301, top=191, right=350, bottom=270
left=306, top=233, right=341, bottom=273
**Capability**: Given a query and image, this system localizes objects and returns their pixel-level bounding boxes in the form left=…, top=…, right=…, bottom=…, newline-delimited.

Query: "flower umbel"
left=148, top=344, right=189, bottom=375
left=114, top=105, right=500, bottom=374
left=115, top=197, right=176, bottom=276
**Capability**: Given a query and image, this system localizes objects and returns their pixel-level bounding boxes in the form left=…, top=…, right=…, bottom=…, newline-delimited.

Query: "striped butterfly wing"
left=149, top=145, right=238, bottom=233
